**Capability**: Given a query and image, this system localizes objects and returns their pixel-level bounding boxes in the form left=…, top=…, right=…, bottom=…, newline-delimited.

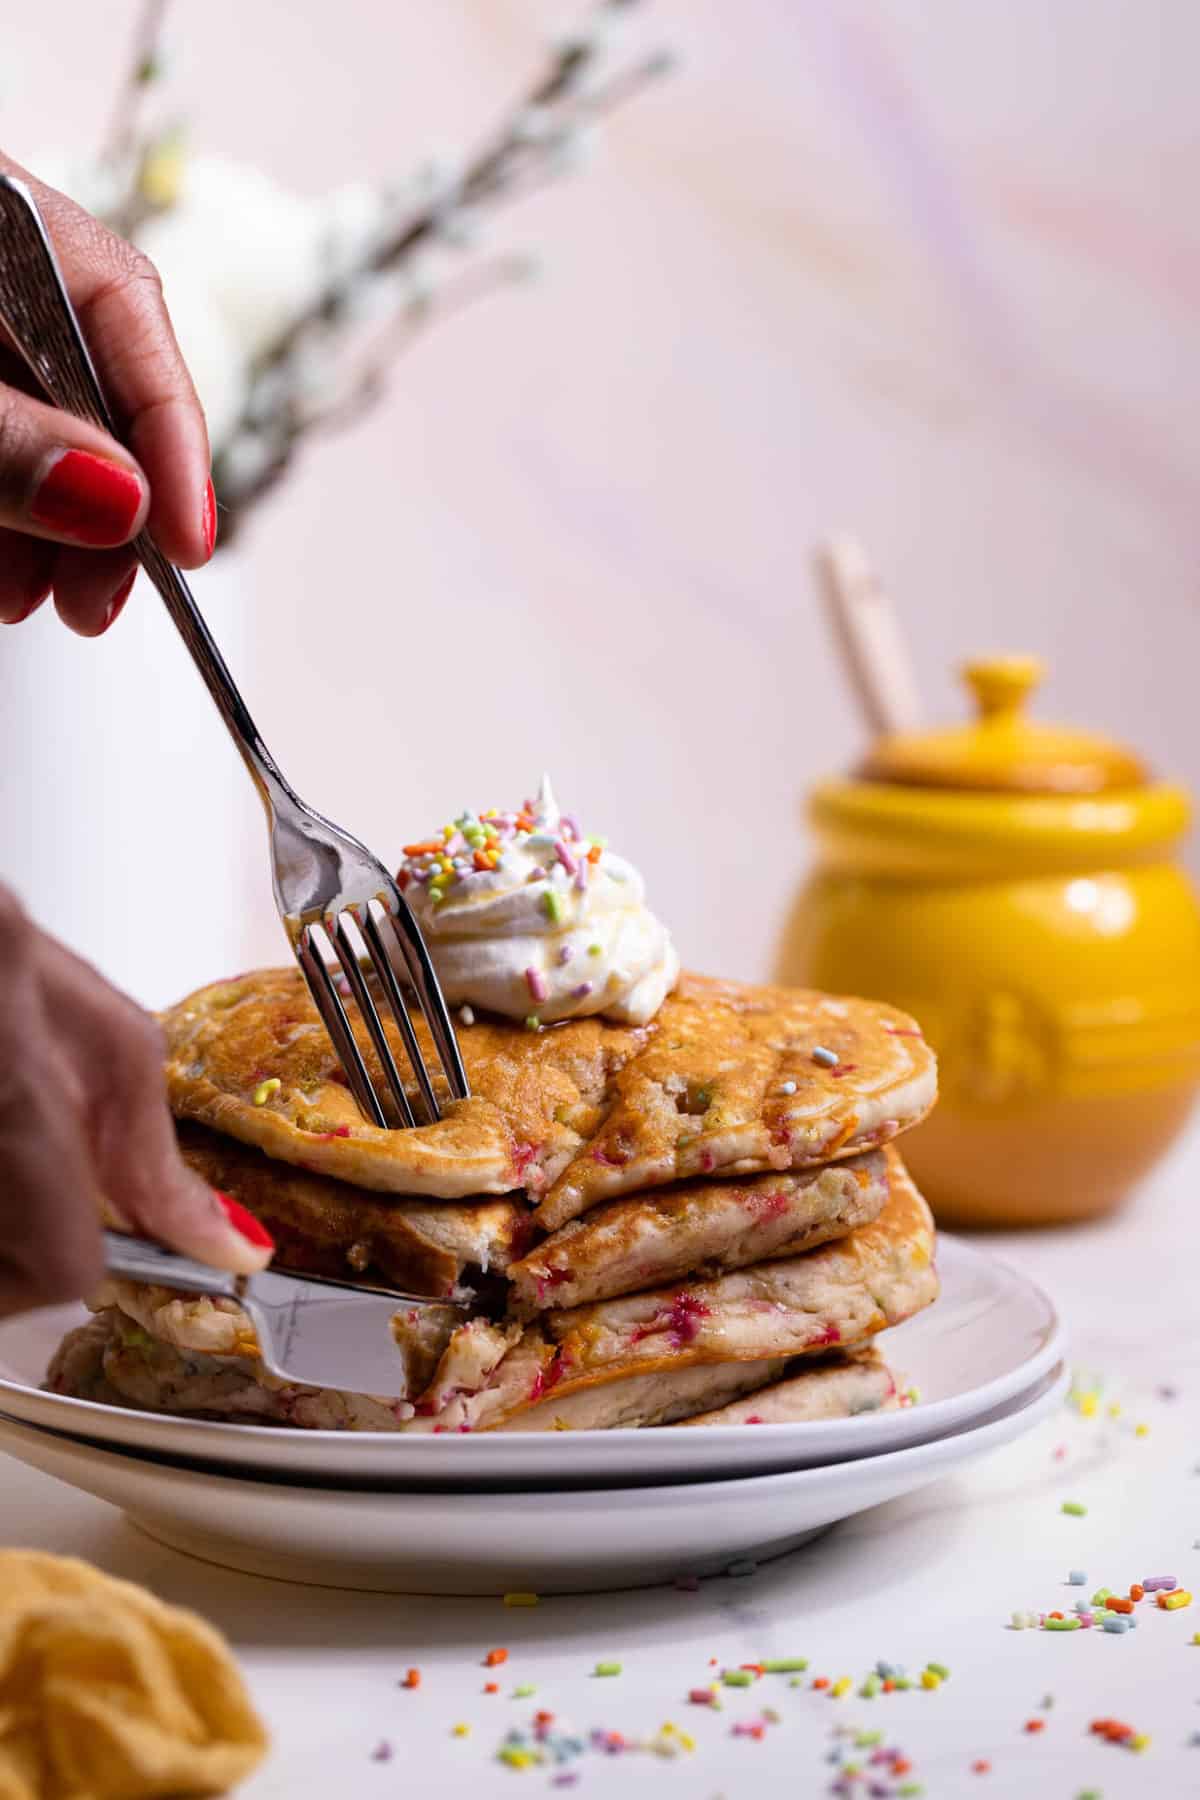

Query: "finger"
left=0, top=156, right=214, bottom=569
left=35, top=933, right=275, bottom=1274
left=0, top=892, right=104, bottom=1315
left=0, top=381, right=149, bottom=549
left=50, top=546, right=138, bottom=638
left=0, top=526, right=55, bottom=625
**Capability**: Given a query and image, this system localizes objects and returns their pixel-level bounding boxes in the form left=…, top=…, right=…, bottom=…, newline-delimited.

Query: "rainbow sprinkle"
left=398, top=788, right=603, bottom=907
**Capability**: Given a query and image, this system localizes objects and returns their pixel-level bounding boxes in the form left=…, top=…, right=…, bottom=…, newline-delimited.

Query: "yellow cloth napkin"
left=0, top=1551, right=268, bottom=1799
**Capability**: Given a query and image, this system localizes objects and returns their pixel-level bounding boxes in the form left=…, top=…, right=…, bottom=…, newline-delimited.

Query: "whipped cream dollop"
left=398, top=778, right=679, bottom=1027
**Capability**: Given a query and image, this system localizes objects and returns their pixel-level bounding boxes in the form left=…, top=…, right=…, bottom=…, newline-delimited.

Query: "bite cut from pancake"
left=177, top=1121, right=528, bottom=1300
left=163, top=968, right=935, bottom=1218
left=47, top=1312, right=896, bottom=1435
left=507, top=1150, right=888, bottom=1317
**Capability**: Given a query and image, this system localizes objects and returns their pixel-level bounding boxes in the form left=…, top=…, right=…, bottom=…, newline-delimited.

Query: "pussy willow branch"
left=101, top=0, right=171, bottom=235
left=212, top=1, right=668, bottom=540
left=247, top=1, right=653, bottom=386
left=304, top=255, right=535, bottom=438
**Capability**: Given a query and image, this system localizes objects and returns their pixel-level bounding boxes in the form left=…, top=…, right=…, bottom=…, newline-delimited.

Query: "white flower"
left=132, top=155, right=399, bottom=455
left=136, top=154, right=326, bottom=363
left=157, top=278, right=246, bottom=451
left=321, top=181, right=391, bottom=281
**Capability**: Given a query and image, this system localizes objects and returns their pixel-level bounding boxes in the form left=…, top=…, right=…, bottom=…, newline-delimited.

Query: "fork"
left=0, top=174, right=468, bottom=1129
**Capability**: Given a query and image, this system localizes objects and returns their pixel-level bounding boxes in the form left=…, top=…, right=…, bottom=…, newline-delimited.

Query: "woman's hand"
left=0, top=151, right=214, bottom=637
left=0, top=885, right=273, bottom=1319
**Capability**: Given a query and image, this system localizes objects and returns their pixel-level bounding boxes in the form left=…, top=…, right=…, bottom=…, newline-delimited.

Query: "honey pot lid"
left=858, top=656, right=1147, bottom=796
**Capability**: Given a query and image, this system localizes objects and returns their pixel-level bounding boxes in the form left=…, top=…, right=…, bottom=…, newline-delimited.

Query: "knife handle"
left=103, top=1230, right=243, bottom=1301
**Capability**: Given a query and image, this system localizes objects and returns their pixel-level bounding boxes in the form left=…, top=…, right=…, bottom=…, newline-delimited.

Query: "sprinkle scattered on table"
left=1061, top=1501, right=1088, bottom=1516
left=503, top=1592, right=540, bottom=1608
left=1091, top=1717, right=1150, bottom=1750
left=494, top=1711, right=695, bottom=1772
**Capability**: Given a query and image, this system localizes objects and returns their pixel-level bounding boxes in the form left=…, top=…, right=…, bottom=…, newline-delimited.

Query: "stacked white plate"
left=0, top=1237, right=1065, bottom=1594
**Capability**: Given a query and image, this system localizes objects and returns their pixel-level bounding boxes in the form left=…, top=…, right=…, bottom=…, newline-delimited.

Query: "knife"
left=102, top=1230, right=465, bottom=1400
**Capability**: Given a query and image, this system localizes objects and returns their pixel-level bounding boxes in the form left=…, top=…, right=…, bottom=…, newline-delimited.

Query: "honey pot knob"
left=962, top=655, right=1045, bottom=724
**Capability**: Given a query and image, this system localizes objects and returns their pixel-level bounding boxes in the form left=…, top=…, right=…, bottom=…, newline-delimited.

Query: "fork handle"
left=102, top=1230, right=242, bottom=1300
left=0, top=174, right=292, bottom=822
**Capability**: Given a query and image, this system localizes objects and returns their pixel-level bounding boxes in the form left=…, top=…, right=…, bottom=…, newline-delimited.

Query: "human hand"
left=0, top=886, right=273, bottom=1319
left=0, top=150, right=214, bottom=638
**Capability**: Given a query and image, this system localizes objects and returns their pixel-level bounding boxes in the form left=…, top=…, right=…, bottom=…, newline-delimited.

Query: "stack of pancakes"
left=49, top=968, right=940, bottom=1434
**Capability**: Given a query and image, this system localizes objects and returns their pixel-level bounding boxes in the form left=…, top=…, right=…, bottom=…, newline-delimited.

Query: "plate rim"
left=0, top=1361, right=1069, bottom=1503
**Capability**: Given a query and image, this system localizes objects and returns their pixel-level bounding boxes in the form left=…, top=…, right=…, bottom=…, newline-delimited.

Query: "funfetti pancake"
left=162, top=969, right=935, bottom=1209
left=671, top=1348, right=897, bottom=1428
left=507, top=1151, right=889, bottom=1317
left=493, top=1348, right=897, bottom=1432
left=176, top=1121, right=528, bottom=1299
left=490, top=1357, right=793, bottom=1432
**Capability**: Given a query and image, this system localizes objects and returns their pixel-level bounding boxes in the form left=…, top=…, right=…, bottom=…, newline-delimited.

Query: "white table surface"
left=4, top=1131, right=1199, bottom=1800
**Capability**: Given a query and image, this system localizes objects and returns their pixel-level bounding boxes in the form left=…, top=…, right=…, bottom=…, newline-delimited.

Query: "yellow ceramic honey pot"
left=776, top=655, right=1200, bottom=1226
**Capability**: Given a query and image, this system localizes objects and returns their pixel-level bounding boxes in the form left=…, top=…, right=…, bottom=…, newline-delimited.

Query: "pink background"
left=4, top=1, right=1198, bottom=1004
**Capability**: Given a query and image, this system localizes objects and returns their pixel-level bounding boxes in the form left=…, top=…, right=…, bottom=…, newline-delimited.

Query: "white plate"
left=0, top=1363, right=1067, bottom=1593
left=0, top=1236, right=1062, bottom=1487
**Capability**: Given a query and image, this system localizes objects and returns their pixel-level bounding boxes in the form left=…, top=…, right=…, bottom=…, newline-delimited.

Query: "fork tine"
left=360, top=903, right=440, bottom=1123
left=330, top=913, right=417, bottom=1129
left=381, top=881, right=471, bottom=1101
left=296, top=925, right=388, bottom=1130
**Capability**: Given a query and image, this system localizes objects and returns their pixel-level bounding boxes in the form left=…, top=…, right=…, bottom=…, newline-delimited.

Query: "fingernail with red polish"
left=30, top=449, right=144, bottom=547
left=202, top=477, right=217, bottom=557
left=100, top=569, right=137, bottom=634
left=214, top=1189, right=275, bottom=1250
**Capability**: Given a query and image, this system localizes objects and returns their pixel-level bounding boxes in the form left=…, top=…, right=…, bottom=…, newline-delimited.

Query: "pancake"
left=163, top=968, right=935, bottom=1214
left=493, top=1358, right=791, bottom=1432
left=672, top=1348, right=897, bottom=1427
left=48, top=1314, right=895, bottom=1435
left=176, top=1122, right=528, bottom=1299
left=404, top=1152, right=934, bottom=1432
left=507, top=1151, right=888, bottom=1317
